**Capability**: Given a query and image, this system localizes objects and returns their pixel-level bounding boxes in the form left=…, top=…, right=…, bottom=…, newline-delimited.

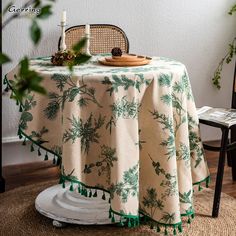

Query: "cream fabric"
left=6, top=55, right=209, bottom=227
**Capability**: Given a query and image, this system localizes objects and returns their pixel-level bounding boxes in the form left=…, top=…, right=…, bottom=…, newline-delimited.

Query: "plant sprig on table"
left=51, top=37, right=91, bottom=70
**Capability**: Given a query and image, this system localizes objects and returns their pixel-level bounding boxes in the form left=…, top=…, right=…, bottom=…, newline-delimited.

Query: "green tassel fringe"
left=198, top=184, right=203, bottom=191
left=4, top=86, right=9, bottom=92
left=62, top=181, right=65, bottom=188
left=128, top=218, right=131, bottom=228
left=109, top=207, right=112, bottom=218
left=17, top=129, right=22, bottom=139
left=84, top=189, right=88, bottom=197
left=19, top=105, right=23, bottom=112
left=30, top=144, right=34, bottom=152
left=56, top=157, right=61, bottom=166
left=69, top=183, right=74, bottom=191
left=102, top=192, right=106, bottom=200
left=78, top=184, right=81, bottom=193
left=44, top=152, right=49, bottom=161
left=164, top=226, right=168, bottom=235
left=81, top=187, right=84, bottom=195
left=206, top=177, right=210, bottom=188
left=38, top=148, right=41, bottom=156
left=93, top=190, right=97, bottom=197
left=156, top=225, right=161, bottom=232
left=119, top=217, right=124, bottom=226
left=178, top=224, right=183, bottom=233
left=59, top=176, right=64, bottom=184
left=22, top=139, right=27, bottom=146
left=111, top=214, right=115, bottom=223
left=53, top=156, right=56, bottom=164
left=89, top=190, right=92, bottom=198
left=173, top=226, right=177, bottom=235
left=18, top=132, right=22, bottom=139
left=144, top=215, right=147, bottom=223
left=187, top=217, right=191, bottom=224
left=191, top=213, right=195, bottom=219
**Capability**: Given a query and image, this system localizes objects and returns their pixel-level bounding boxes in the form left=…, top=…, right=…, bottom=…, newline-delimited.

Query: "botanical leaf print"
left=83, top=145, right=118, bottom=184
left=51, top=145, right=62, bottom=156
left=102, top=74, right=151, bottom=95
left=135, top=129, right=146, bottom=150
left=109, top=163, right=139, bottom=203
left=173, top=81, right=184, bottom=93
left=176, top=143, right=190, bottom=167
left=160, top=212, right=175, bottom=224
left=142, top=188, right=164, bottom=217
left=151, top=110, right=174, bottom=133
left=43, top=92, right=60, bottom=120
left=160, top=136, right=176, bottom=160
left=150, top=110, right=175, bottom=159
left=179, top=190, right=192, bottom=204
left=149, top=155, right=178, bottom=199
left=158, top=73, right=173, bottom=87
left=51, top=73, right=69, bottom=92
left=185, top=205, right=194, bottom=215
left=160, top=94, right=172, bottom=105
left=20, top=95, right=37, bottom=130
left=61, top=167, right=78, bottom=182
left=29, top=126, right=49, bottom=144
left=160, top=92, right=186, bottom=136
left=171, top=93, right=185, bottom=116
left=188, top=113, right=204, bottom=168
left=181, top=71, right=193, bottom=100
left=63, top=114, right=105, bottom=154
left=112, top=96, right=140, bottom=119
left=44, top=75, right=102, bottom=120
left=106, top=96, right=140, bottom=134
left=105, top=116, right=116, bottom=134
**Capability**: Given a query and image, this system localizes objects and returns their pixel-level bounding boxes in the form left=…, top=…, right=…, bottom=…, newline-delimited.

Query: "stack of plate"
left=98, top=54, right=152, bottom=67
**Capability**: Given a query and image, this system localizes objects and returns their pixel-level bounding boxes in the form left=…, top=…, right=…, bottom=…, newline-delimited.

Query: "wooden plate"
left=99, top=55, right=152, bottom=67
left=108, top=54, right=145, bottom=62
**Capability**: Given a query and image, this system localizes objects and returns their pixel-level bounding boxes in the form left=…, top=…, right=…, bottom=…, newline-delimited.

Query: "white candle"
left=61, top=10, right=66, bottom=23
left=85, top=24, right=90, bottom=35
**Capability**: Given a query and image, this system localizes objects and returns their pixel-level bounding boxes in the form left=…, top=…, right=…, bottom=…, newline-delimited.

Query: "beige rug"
left=0, top=180, right=235, bottom=236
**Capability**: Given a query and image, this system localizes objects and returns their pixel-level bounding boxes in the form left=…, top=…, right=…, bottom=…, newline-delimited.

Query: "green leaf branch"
left=9, top=57, right=47, bottom=101
left=2, top=0, right=91, bottom=102
left=212, top=37, right=236, bottom=89
left=212, top=3, right=236, bottom=89
left=228, top=3, right=236, bottom=15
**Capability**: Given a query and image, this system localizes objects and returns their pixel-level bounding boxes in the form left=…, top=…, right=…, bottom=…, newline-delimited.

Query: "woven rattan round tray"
left=98, top=54, right=152, bottom=67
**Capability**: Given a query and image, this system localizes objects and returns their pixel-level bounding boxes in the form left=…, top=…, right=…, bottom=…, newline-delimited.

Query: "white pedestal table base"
left=35, top=184, right=119, bottom=227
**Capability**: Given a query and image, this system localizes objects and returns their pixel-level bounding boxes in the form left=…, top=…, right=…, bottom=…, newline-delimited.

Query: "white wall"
left=2, top=0, right=236, bottom=165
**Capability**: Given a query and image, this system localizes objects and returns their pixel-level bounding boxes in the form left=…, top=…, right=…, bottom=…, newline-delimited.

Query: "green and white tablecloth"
left=5, top=54, right=210, bottom=234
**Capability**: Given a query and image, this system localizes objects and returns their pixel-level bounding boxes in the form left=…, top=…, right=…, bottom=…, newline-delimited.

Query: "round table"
left=5, top=54, right=210, bottom=233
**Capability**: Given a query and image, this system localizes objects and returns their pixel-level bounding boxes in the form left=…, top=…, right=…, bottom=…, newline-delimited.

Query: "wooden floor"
left=2, top=149, right=236, bottom=198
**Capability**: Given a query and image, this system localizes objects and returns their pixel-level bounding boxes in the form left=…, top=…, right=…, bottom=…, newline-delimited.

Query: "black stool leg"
left=0, top=177, right=5, bottom=193
left=226, top=140, right=232, bottom=167
left=230, top=126, right=236, bottom=180
left=212, top=128, right=229, bottom=217
left=0, top=151, right=5, bottom=193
